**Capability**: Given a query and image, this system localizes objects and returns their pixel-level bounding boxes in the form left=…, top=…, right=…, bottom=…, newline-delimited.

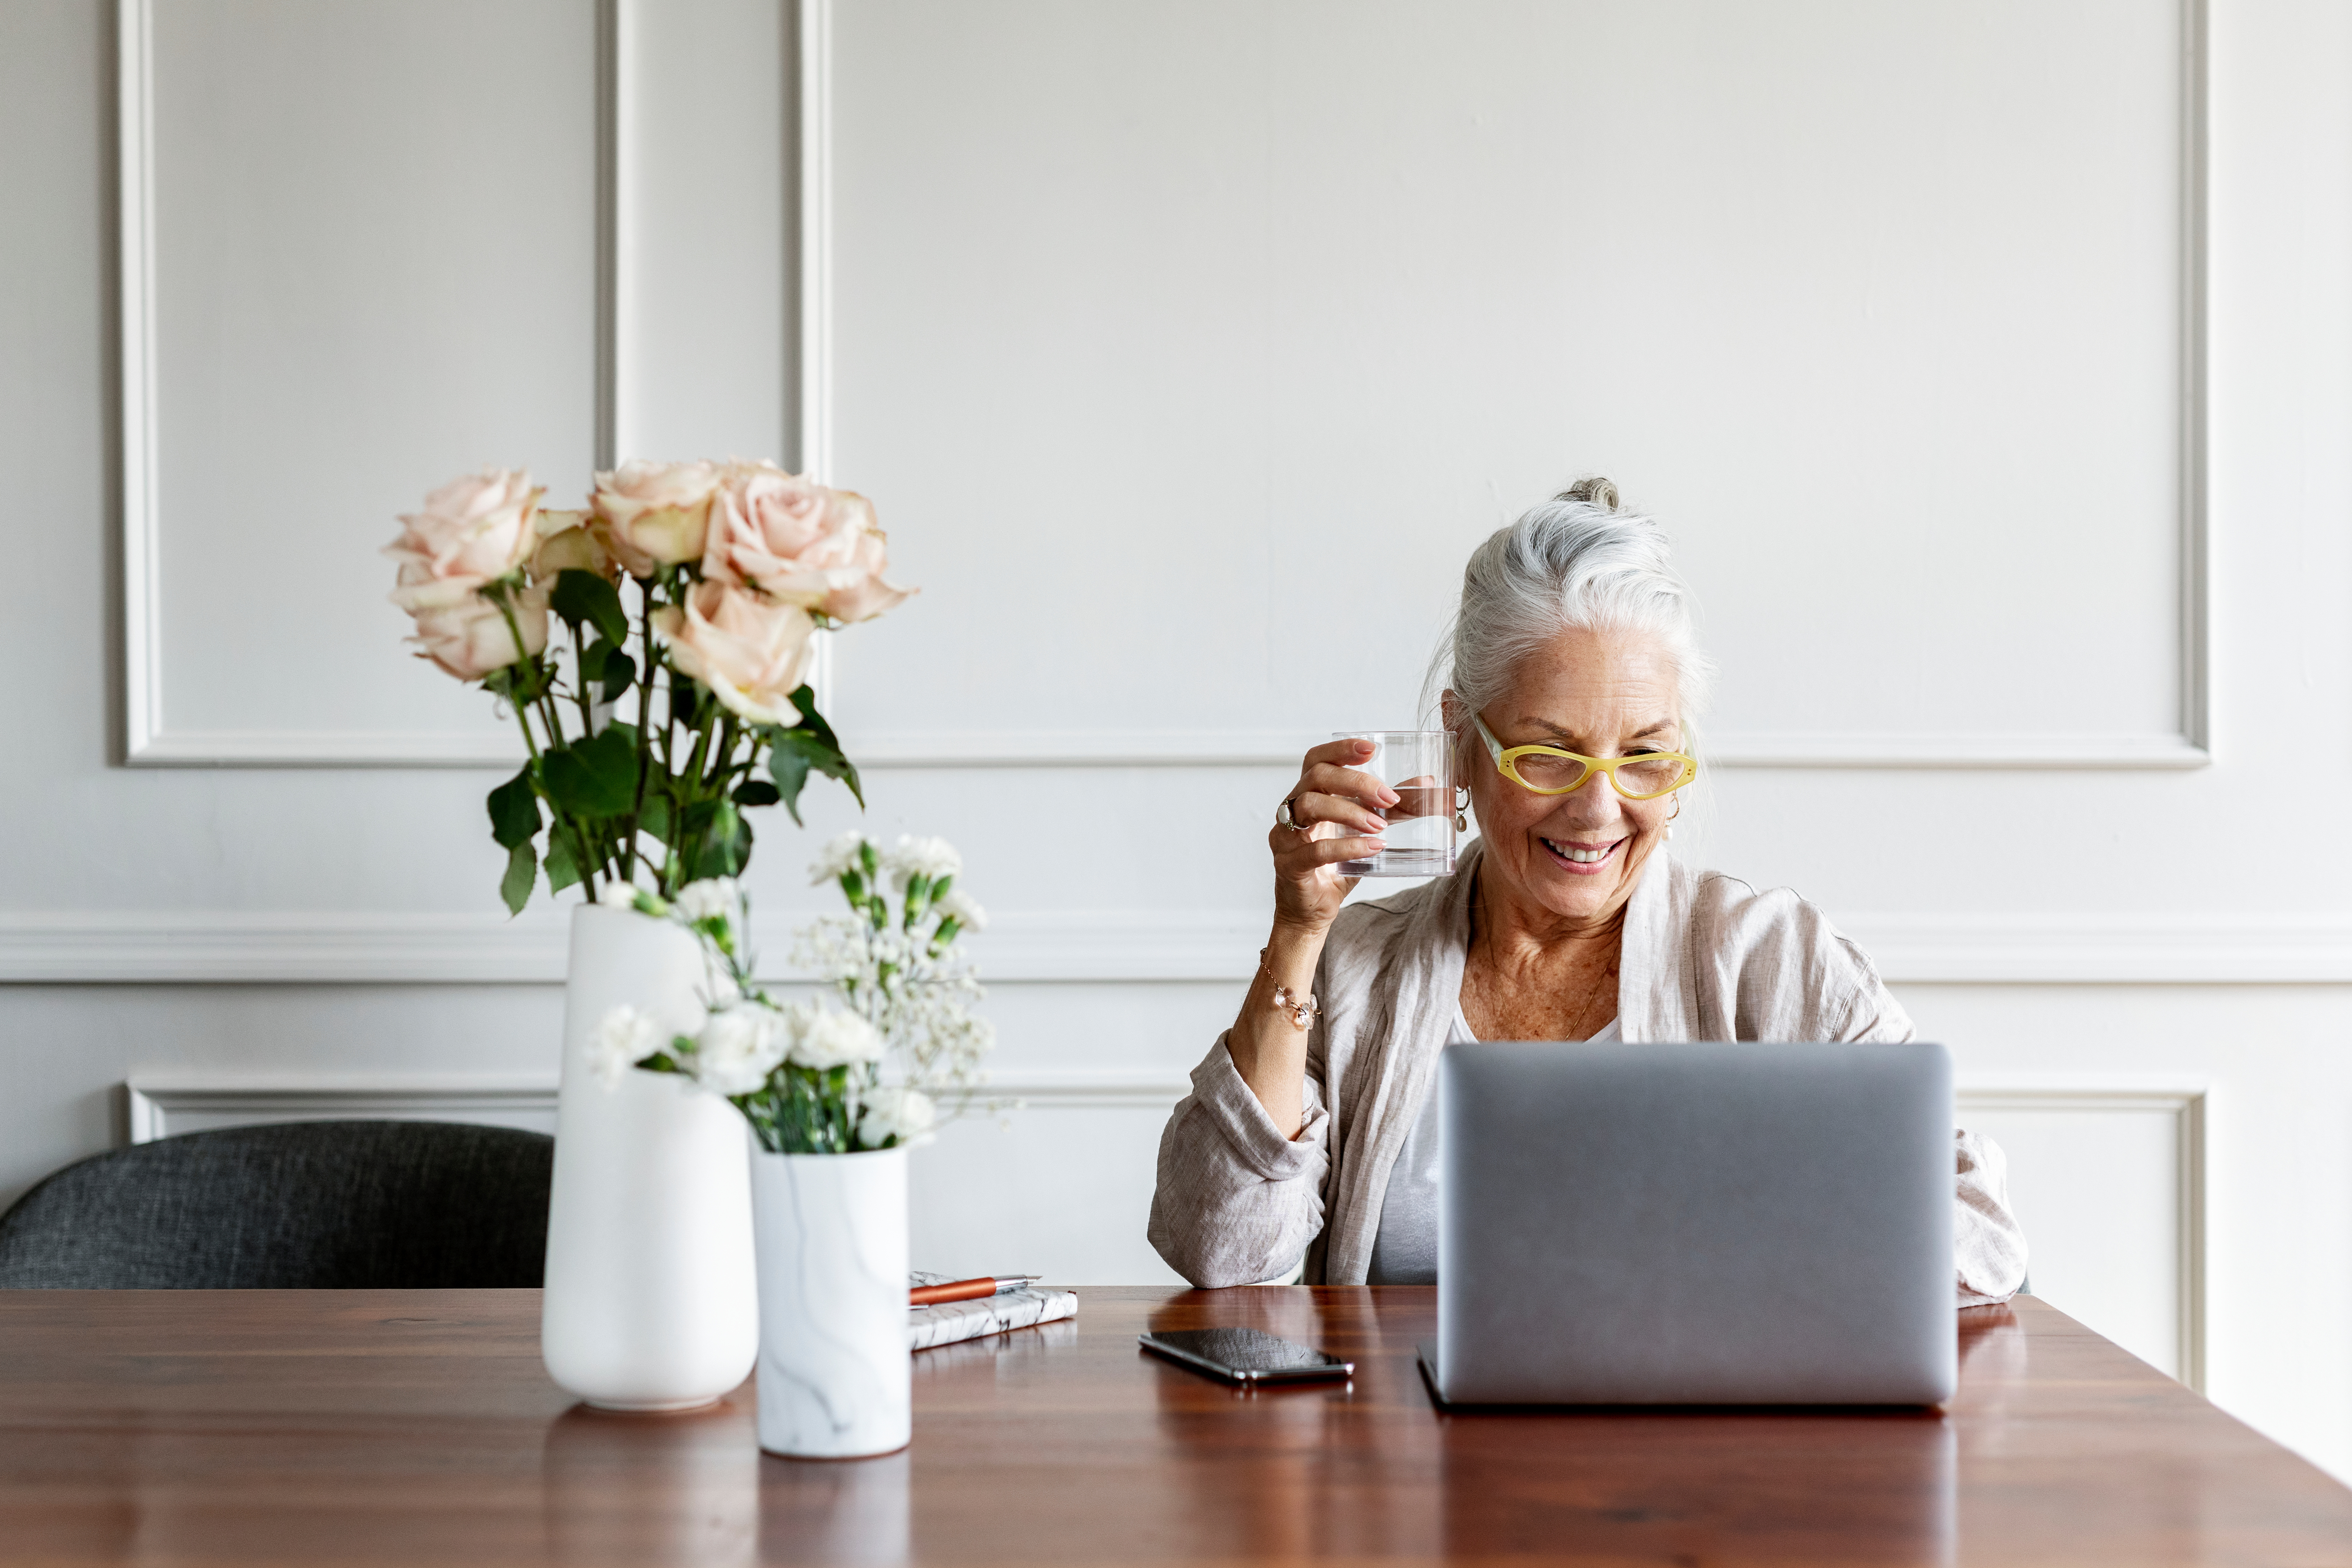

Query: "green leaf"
left=638, top=792, right=672, bottom=845
left=551, top=569, right=630, bottom=647
left=761, top=721, right=864, bottom=828
left=487, top=768, right=541, bottom=852
left=667, top=672, right=703, bottom=733
left=710, top=798, right=751, bottom=876
left=769, top=738, right=812, bottom=826
left=787, top=685, right=844, bottom=750
left=677, top=797, right=753, bottom=881
left=499, top=841, right=536, bottom=916
left=675, top=800, right=716, bottom=880
left=544, top=831, right=581, bottom=893
left=577, top=638, right=635, bottom=702
left=732, top=779, right=781, bottom=808
left=594, top=642, right=635, bottom=701
left=541, top=725, right=639, bottom=818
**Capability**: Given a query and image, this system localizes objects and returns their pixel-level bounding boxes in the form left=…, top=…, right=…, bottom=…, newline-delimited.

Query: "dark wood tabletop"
left=2, top=1287, right=2348, bottom=1566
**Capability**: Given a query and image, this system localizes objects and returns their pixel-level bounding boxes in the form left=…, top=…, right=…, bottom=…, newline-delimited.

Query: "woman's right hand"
left=1268, top=738, right=1400, bottom=936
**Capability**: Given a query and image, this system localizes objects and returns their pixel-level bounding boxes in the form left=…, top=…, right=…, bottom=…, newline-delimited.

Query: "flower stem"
left=534, top=686, right=598, bottom=901
left=504, top=678, right=594, bottom=901
left=486, top=589, right=599, bottom=903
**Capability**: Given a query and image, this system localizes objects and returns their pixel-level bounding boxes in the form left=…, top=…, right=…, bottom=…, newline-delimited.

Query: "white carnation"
left=700, top=960, right=744, bottom=1011
left=885, top=834, right=961, bottom=887
left=858, top=1086, right=936, bottom=1147
left=809, top=830, right=870, bottom=885
left=933, top=889, right=986, bottom=932
left=790, top=1006, right=884, bottom=1069
left=689, top=1004, right=787, bottom=1095
left=673, top=877, right=740, bottom=924
left=589, top=1005, right=665, bottom=1091
left=596, top=881, right=642, bottom=911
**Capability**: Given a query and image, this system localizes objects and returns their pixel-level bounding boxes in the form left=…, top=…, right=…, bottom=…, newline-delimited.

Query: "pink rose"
left=591, top=460, right=720, bottom=576
left=383, top=468, right=541, bottom=596
left=395, top=561, right=549, bottom=680
left=702, top=461, right=914, bottom=623
left=529, top=508, right=617, bottom=583
left=651, top=580, right=817, bottom=726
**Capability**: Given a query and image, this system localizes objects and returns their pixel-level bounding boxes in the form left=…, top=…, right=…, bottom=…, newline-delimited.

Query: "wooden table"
left=2, top=1288, right=2348, bottom=1566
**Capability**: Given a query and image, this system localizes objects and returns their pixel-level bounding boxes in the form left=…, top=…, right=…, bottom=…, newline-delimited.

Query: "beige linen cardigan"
left=1147, top=840, right=2028, bottom=1305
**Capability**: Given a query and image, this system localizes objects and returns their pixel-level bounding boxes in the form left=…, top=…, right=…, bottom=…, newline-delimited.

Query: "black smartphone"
left=1138, top=1327, right=1354, bottom=1384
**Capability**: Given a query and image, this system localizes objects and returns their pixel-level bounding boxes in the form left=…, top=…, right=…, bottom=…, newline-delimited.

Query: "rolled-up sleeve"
left=1147, top=1033, right=1331, bottom=1287
left=1953, top=1128, right=2028, bottom=1306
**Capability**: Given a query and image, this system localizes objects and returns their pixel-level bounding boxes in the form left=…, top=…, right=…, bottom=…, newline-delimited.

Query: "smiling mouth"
left=1540, top=835, right=1620, bottom=869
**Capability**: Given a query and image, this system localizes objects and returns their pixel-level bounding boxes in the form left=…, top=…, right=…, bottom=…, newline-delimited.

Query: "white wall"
left=6, top=0, right=2352, bottom=1481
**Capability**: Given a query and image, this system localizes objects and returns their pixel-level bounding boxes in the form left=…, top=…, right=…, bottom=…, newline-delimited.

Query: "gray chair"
left=0, top=1120, right=553, bottom=1288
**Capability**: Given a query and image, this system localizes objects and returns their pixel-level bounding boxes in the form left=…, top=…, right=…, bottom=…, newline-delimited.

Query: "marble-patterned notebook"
left=907, top=1271, right=1078, bottom=1352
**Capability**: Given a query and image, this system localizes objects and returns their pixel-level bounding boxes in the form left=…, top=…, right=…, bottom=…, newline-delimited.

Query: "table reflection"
left=540, top=1400, right=759, bottom=1568
left=1440, top=1408, right=1955, bottom=1565
left=760, top=1450, right=910, bottom=1567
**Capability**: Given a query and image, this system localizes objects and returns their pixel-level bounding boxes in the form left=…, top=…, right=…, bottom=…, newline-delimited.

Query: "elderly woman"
left=1149, top=480, right=2027, bottom=1304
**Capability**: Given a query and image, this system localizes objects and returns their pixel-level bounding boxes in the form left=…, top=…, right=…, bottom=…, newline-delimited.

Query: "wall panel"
left=122, top=0, right=602, bottom=764
left=825, top=0, right=2205, bottom=768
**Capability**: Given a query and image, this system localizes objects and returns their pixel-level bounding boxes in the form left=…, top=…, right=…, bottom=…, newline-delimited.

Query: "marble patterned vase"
left=750, top=1146, right=911, bottom=1458
left=542, top=904, right=759, bottom=1411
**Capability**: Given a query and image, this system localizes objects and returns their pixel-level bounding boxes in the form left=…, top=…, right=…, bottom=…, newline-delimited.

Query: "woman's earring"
left=1666, top=795, right=1683, bottom=841
left=1454, top=783, right=1470, bottom=832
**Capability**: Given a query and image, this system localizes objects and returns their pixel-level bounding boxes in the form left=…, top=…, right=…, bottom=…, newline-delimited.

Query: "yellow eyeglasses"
left=1471, top=712, right=1697, bottom=801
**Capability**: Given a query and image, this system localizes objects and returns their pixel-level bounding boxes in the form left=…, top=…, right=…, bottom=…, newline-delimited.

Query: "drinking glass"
left=1330, top=730, right=1456, bottom=877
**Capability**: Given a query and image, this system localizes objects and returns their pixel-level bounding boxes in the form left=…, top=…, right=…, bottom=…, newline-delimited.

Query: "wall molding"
left=839, top=730, right=2217, bottom=772
left=122, top=1068, right=1189, bottom=1145
left=116, top=0, right=161, bottom=764
left=125, top=1074, right=565, bottom=1145
left=112, top=727, right=2217, bottom=774
left=14, top=906, right=2352, bottom=986
left=1959, top=1075, right=2208, bottom=1391
left=118, top=0, right=2209, bottom=772
left=114, top=0, right=619, bottom=770
left=120, top=1066, right=2208, bottom=1387
left=823, top=0, right=2212, bottom=775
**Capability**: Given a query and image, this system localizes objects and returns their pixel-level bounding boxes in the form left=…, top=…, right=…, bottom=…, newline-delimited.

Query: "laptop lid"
left=1434, top=1040, right=1955, bottom=1406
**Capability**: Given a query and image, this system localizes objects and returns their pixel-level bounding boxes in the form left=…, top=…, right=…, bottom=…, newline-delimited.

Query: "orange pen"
left=909, top=1274, right=1043, bottom=1305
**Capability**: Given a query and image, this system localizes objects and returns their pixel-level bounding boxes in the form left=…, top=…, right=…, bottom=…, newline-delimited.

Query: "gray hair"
left=1423, top=478, right=1715, bottom=748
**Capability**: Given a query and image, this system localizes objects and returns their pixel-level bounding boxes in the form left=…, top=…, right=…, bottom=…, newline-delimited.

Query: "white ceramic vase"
left=750, top=1146, right=911, bottom=1458
left=542, top=904, right=759, bottom=1411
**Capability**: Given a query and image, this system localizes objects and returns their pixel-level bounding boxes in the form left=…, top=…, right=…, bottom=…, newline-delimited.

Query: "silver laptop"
left=1418, top=1040, right=1955, bottom=1406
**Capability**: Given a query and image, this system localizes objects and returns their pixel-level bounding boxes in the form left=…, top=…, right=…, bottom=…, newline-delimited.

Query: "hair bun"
left=1555, top=476, right=1620, bottom=511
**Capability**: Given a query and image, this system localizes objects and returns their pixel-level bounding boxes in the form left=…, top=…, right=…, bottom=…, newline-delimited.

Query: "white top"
left=1365, top=1006, right=1621, bottom=1285
left=1147, top=839, right=2029, bottom=1305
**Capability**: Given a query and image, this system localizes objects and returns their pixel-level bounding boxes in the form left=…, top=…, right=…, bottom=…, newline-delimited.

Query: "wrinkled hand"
left=1269, top=739, right=1400, bottom=935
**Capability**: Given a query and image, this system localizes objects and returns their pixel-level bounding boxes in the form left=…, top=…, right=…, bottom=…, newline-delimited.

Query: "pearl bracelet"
left=1259, top=946, right=1319, bottom=1031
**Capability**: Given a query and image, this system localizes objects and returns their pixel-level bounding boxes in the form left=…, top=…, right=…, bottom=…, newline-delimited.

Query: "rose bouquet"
left=384, top=462, right=911, bottom=913
left=591, top=833, right=995, bottom=1153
